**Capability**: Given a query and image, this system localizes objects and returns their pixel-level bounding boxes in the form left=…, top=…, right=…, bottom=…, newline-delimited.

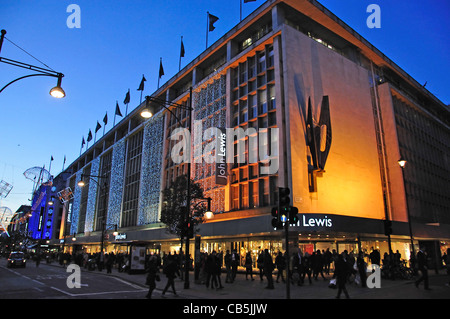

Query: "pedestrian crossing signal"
left=289, top=206, right=299, bottom=225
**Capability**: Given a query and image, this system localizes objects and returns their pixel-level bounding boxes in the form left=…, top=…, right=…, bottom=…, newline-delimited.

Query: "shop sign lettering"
left=115, top=233, right=127, bottom=240
left=291, top=214, right=333, bottom=228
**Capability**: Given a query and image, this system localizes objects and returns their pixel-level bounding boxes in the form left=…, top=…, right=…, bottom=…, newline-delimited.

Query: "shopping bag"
left=328, top=278, right=337, bottom=289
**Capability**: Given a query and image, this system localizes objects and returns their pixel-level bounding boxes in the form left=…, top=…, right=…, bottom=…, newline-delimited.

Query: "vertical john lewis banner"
left=215, top=127, right=227, bottom=185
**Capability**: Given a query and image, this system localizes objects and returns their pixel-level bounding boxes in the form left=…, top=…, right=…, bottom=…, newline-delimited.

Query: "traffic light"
left=289, top=206, right=299, bottom=225
left=279, top=187, right=290, bottom=208
left=271, top=207, right=283, bottom=229
left=279, top=187, right=291, bottom=226
left=187, top=221, right=194, bottom=238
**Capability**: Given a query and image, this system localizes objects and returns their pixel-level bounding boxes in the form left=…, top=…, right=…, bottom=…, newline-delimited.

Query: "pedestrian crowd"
left=53, top=251, right=129, bottom=273
left=143, top=246, right=450, bottom=299
left=20, top=245, right=449, bottom=299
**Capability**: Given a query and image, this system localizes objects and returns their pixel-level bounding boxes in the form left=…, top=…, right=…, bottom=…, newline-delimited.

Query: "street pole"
left=284, top=221, right=290, bottom=299
left=184, top=86, right=193, bottom=289
left=400, top=166, right=415, bottom=261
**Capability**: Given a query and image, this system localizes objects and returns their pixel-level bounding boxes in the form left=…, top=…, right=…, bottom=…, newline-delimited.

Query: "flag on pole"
left=206, top=12, right=219, bottom=48
left=138, top=75, right=146, bottom=103
left=102, top=112, right=108, bottom=136
left=179, top=36, right=185, bottom=71
left=138, top=75, right=146, bottom=91
left=158, top=58, right=164, bottom=89
left=123, top=89, right=130, bottom=115
left=159, top=58, right=164, bottom=78
left=80, top=136, right=85, bottom=155
left=208, top=12, right=219, bottom=31
left=115, top=101, right=123, bottom=117
left=114, top=101, right=122, bottom=126
left=86, top=129, right=93, bottom=149
left=180, top=37, right=185, bottom=58
left=87, top=129, right=93, bottom=142
left=94, top=121, right=101, bottom=143
left=124, top=89, right=130, bottom=104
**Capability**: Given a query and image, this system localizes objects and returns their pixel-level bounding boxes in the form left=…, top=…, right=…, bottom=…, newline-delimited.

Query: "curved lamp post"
left=0, top=29, right=65, bottom=98
left=398, top=157, right=416, bottom=261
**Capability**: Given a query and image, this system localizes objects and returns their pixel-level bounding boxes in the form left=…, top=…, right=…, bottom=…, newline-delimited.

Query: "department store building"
left=52, top=0, right=450, bottom=268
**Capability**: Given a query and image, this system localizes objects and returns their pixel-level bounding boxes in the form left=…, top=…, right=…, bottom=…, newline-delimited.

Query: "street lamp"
left=49, top=73, right=66, bottom=98
left=398, top=157, right=407, bottom=169
left=141, top=89, right=194, bottom=289
left=398, top=157, right=416, bottom=263
left=78, top=173, right=113, bottom=254
left=0, top=29, right=66, bottom=98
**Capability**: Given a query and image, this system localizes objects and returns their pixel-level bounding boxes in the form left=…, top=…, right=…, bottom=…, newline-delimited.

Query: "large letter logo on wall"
left=306, top=96, right=332, bottom=191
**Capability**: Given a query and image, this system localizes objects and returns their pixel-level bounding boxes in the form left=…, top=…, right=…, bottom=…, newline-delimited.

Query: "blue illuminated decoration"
left=70, top=170, right=83, bottom=235
left=84, top=157, right=100, bottom=233
left=138, top=112, right=164, bottom=225
left=28, top=185, right=56, bottom=240
left=107, top=137, right=126, bottom=227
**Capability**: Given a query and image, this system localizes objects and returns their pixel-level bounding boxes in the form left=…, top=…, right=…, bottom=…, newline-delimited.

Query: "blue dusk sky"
left=0, top=0, right=448, bottom=213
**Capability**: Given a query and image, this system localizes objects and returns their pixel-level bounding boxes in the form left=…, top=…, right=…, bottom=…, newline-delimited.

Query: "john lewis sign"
left=290, top=214, right=333, bottom=229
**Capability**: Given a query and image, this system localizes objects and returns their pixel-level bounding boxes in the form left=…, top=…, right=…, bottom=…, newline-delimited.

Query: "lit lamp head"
left=204, top=210, right=214, bottom=220
left=398, top=158, right=407, bottom=168
left=77, top=174, right=86, bottom=187
left=140, top=96, right=154, bottom=118
left=112, top=225, right=118, bottom=237
left=49, top=73, right=66, bottom=98
left=204, top=197, right=214, bottom=220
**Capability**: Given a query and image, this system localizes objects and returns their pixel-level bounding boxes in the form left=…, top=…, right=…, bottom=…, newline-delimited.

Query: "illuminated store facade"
left=53, top=0, right=449, bottom=267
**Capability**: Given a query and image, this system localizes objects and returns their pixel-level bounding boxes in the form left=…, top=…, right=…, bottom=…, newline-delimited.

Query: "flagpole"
left=49, top=156, right=53, bottom=176
left=179, top=36, right=183, bottom=71
left=125, top=88, right=130, bottom=115
left=158, top=57, right=161, bottom=89
left=206, top=12, right=209, bottom=49
left=80, top=137, right=84, bottom=156
left=103, top=112, right=107, bottom=136
left=240, top=0, right=242, bottom=21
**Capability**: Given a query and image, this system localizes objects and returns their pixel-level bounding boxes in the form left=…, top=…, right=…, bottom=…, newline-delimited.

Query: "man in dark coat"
left=415, top=247, right=430, bottom=290
left=335, top=253, right=350, bottom=298
left=263, top=249, right=275, bottom=289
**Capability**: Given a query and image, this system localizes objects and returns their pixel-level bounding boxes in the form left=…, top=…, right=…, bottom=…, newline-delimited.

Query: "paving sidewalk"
left=80, top=265, right=450, bottom=299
